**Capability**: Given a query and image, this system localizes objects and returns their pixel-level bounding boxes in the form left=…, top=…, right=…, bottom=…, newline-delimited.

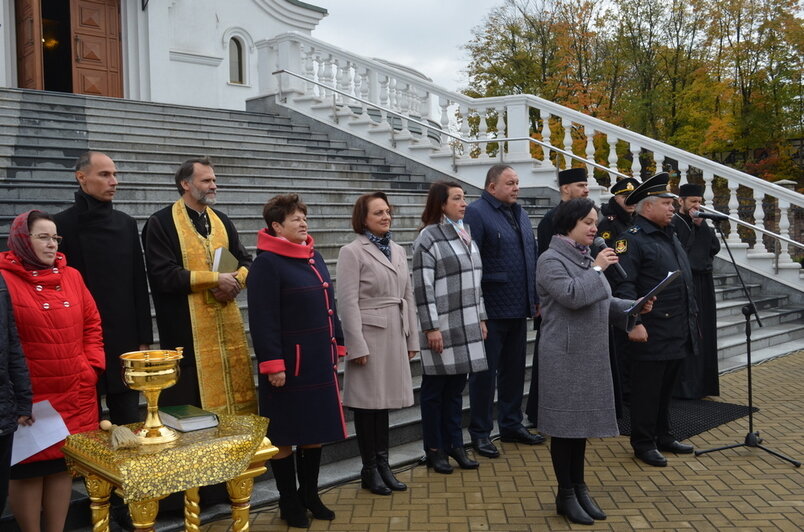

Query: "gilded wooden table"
left=63, top=414, right=276, bottom=532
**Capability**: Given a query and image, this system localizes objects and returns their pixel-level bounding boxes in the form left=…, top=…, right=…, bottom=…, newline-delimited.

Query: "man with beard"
left=142, top=158, right=256, bottom=415
left=536, top=168, right=589, bottom=258
left=671, top=183, right=721, bottom=399
left=598, top=177, right=640, bottom=247
left=613, top=173, right=698, bottom=467
left=54, top=152, right=153, bottom=425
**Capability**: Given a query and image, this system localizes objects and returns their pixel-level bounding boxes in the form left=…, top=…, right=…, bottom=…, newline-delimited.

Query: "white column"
left=749, top=189, right=769, bottom=254
left=505, top=97, right=530, bottom=160
left=630, top=144, right=641, bottom=178
left=585, top=128, right=596, bottom=179
left=562, top=118, right=573, bottom=168
left=726, top=180, right=742, bottom=245
left=607, top=135, right=619, bottom=177
left=777, top=199, right=795, bottom=264
left=540, top=109, right=554, bottom=167
left=0, top=1, right=16, bottom=88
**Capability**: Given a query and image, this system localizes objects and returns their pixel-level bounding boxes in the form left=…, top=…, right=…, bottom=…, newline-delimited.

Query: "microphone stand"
left=694, top=219, right=801, bottom=466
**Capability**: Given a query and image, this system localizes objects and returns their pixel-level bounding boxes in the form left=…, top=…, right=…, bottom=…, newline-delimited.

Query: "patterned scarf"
left=364, top=230, right=392, bottom=260
left=7, top=210, right=50, bottom=270
left=557, top=234, right=591, bottom=256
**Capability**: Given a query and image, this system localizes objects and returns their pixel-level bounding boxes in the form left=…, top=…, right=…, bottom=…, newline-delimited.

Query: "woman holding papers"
left=535, top=198, right=651, bottom=525
left=0, top=210, right=104, bottom=532
left=248, top=194, right=346, bottom=528
left=336, top=192, right=419, bottom=495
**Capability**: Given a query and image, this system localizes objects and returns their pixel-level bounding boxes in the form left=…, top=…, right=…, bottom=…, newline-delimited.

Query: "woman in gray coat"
left=536, top=198, right=652, bottom=525
left=337, top=192, right=419, bottom=496
left=413, top=181, right=488, bottom=474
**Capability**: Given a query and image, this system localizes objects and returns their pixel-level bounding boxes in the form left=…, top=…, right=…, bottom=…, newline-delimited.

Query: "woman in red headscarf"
left=0, top=210, right=104, bottom=532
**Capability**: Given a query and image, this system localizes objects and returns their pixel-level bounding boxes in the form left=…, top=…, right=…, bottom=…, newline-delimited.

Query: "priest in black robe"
left=55, top=151, right=153, bottom=425
left=671, top=183, right=721, bottom=399
left=142, top=157, right=257, bottom=415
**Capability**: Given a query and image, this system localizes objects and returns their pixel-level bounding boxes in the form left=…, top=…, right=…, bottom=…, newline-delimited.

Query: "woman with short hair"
left=247, top=194, right=347, bottom=528
left=412, top=181, right=488, bottom=474
left=536, top=198, right=652, bottom=525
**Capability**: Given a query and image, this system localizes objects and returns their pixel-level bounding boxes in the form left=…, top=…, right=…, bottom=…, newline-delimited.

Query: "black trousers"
left=0, top=432, right=13, bottom=512
left=549, top=437, right=586, bottom=489
left=629, top=358, right=683, bottom=453
left=420, top=374, right=467, bottom=450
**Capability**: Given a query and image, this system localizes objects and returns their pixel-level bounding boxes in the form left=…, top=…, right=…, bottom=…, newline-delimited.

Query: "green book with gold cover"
left=159, top=405, right=218, bottom=432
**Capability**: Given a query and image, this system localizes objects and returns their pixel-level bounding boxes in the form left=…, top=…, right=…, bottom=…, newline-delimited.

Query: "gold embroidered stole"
left=171, top=200, right=257, bottom=415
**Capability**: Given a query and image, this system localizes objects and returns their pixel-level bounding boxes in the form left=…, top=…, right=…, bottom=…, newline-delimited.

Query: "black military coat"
left=598, top=197, right=633, bottom=247
left=612, top=215, right=699, bottom=361
left=670, top=213, right=721, bottom=272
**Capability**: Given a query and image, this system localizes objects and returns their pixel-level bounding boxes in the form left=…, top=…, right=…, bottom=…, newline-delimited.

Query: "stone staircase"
left=0, top=88, right=801, bottom=530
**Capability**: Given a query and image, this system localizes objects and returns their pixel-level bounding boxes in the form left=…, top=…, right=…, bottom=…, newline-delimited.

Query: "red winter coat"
left=0, top=250, right=104, bottom=463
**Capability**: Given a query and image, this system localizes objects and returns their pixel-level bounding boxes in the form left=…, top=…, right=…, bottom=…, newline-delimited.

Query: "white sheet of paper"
left=10, top=400, right=70, bottom=465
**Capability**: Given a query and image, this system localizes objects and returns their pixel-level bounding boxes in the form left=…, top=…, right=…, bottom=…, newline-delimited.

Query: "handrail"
left=697, top=206, right=804, bottom=250
left=267, top=32, right=803, bottom=206
left=273, top=69, right=632, bottom=180
left=272, top=69, right=803, bottom=251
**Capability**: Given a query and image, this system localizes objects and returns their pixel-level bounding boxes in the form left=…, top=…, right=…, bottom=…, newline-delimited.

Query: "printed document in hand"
left=11, top=400, right=70, bottom=465
left=625, top=270, right=681, bottom=315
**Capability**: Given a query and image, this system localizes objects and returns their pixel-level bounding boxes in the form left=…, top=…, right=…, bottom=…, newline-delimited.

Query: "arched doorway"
left=15, top=0, right=123, bottom=97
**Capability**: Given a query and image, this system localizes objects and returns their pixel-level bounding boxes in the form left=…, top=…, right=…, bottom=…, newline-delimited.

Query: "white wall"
left=1, top=0, right=326, bottom=110
left=0, top=1, right=17, bottom=88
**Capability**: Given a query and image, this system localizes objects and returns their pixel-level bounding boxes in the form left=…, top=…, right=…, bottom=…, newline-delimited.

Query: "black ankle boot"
left=375, top=411, right=406, bottom=491
left=271, top=454, right=309, bottom=528
left=447, top=446, right=479, bottom=469
left=574, top=483, right=606, bottom=520
left=425, top=449, right=453, bottom=474
left=296, top=448, right=335, bottom=520
left=361, top=466, right=392, bottom=495
left=556, top=487, right=593, bottom=525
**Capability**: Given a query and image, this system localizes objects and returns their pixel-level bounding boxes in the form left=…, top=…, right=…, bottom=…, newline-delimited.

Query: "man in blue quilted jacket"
left=464, top=164, right=543, bottom=458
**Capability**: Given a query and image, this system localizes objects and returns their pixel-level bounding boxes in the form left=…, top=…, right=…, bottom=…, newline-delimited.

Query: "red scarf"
left=7, top=210, right=49, bottom=270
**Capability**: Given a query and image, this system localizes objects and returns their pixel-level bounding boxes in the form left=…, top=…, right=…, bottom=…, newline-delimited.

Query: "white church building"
left=1, top=0, right=327, bottom=109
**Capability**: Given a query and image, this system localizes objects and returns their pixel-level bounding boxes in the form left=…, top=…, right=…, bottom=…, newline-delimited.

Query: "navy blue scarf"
left=365, top=230, right=392, bottom=260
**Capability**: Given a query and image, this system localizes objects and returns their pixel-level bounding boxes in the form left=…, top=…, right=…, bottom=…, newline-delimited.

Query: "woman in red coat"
left=0, top=210, right=104, bottom=532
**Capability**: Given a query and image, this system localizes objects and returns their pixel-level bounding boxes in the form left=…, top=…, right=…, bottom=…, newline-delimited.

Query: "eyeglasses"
left=30, top=233, right=63, bottom=244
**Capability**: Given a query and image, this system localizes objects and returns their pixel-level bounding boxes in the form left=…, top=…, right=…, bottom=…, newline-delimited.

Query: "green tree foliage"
left=463, top=0, right=803, bottom=183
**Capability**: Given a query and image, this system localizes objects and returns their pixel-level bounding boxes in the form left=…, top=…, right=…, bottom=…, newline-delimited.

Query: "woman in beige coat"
left=336, top=192, right=419, bottom=496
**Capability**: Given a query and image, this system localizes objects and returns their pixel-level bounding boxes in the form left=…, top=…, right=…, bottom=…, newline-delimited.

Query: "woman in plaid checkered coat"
left=413, top=181, right=488, bottom=474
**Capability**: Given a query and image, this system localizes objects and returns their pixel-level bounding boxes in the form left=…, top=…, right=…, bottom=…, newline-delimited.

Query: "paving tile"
left=201, top=351, right=803, bottom=531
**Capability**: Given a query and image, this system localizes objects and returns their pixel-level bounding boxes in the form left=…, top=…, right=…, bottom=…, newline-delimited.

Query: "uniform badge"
left=615, top=239, right=627, bottom=254
left=601, top=231, right=611, bottom=241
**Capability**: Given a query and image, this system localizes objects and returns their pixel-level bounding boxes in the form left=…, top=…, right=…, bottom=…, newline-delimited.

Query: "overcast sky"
left=313, top=1, right=503, bottom=93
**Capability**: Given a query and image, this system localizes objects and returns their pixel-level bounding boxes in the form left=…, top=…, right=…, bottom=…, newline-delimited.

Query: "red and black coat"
left=247, top=230, right=347, bottom=446
left=0, top=251, right=104, bottom=462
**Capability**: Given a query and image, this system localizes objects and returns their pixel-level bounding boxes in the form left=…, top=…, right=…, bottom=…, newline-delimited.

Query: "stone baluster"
left=460, top=105, right=472, bottom=159
left=318, top=54, right=333, bottom=99
left=702, top=168, right=714, bottom=207
left=498, top=107, right=507, bottom=153
left=777, top=199, right=795, bottom=264
left=726, top=179, right=742, bottom=245
left=750, top=189, right=769, bottom=254
left=378, top=75, right=390, bottom=128
left=562, top=118, right=573, bottom=168
left=358, top=69, right=370, bottom=118
left=388, top=78, right=398, bottom=115
left=398, top=82, right=411, bottom=136
left=540, top=109, right=553, bottom=167
left=607, top=135, right=619, bottom=176
left=630, top=144, right=641, bottom=178
left=302, top=47, right=316, bottom=95
left=585, top=127, right=596, bottom=178
left=438, top=95, right=451, bottom=150
left=477, top=110, right=489, bottom=159
left=337, top=59, right=352, bottom=102
left=677, top=161, right=689, bottom=187
left=653, top=152, right=666, bottom=175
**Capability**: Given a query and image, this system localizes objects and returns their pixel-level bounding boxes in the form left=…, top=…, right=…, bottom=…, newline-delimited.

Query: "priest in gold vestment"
left=142, top=158, right=256, bottom=415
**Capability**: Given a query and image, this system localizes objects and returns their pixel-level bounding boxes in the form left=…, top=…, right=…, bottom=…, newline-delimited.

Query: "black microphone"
left=690, top=210, right=729, bottom=221
left=592, top=237, right=627, bottom=279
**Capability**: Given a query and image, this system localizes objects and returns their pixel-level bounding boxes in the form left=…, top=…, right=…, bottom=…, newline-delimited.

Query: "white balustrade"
left=258, top=32, right=802, bottom=281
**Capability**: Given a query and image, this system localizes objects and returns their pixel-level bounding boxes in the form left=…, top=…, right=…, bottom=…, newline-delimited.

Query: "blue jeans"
left=468, top=318, right=527, bottom=440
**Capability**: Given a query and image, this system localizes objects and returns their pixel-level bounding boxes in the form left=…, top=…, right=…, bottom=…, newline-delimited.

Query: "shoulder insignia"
left=607, top=215, right=615, bottom=221
left=615, top=239, right=627, bottom=254
left=628, top=226, right=640, bottom=233
left=600, top=231, right=611, bottom=241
